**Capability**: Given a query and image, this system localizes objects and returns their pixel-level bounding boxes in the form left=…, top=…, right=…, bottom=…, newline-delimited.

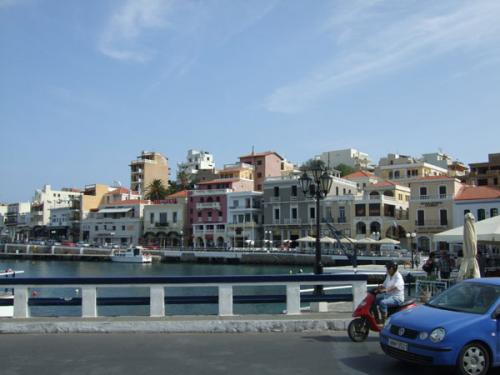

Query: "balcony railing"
left=196, top=202, right=221, bottom=210
left=415, top=220, right=448, bottom=228
left=155, top=222, right=169, bottom=228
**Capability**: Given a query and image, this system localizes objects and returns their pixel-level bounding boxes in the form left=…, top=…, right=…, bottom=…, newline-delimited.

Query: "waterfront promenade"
left=1, top=331, right=443, bottom=375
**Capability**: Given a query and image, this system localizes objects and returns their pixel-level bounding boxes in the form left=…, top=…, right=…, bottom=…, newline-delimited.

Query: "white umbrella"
left=377, top=238, right=400, bottom=244
left=340, top=237, right=357, bottom=244
left=297, top=236, right=316, bottom=243
left=356, top=237, right=377, bottom=244
left=320, top=236, right=336, bottom=244
left=458, top=213, right=481, bottom=280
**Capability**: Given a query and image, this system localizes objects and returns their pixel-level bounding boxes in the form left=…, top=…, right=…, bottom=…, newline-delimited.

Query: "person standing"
left=423, top=252, right=437, bottom=278
left=438, top=250, right=453, bottom=280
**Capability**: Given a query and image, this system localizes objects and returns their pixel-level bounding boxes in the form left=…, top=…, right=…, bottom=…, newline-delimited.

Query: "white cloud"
left=266, top=1, right=500, bottom=113
left=99, top=0, right=174, bottom=62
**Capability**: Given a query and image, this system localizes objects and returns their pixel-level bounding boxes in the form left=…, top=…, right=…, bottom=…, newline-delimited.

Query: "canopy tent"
left=434, top=215, right=500, bottom=243
left=320, top=236, right=337, bottom=244
left=296, top=236, right=316, bottom=243
left=377, top=238, right=400, bottom=244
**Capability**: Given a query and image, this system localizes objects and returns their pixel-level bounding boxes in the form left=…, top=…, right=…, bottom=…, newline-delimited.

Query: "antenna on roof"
left=113, top=180, right=122, bottom=187
left=251, top=145, right=255, bottom=155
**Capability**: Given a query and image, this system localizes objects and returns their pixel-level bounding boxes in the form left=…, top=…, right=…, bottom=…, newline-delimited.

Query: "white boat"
left=0, top=269, right=25, bottom=317
left=111, top=246, right=152, bottom=263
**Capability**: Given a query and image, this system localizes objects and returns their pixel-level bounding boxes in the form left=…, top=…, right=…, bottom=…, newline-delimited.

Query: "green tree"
left=299, top=158, right=327, bottom=172
left=335, top=163, right=355, bottom=177
left=145, top=179, right=169, bottom=201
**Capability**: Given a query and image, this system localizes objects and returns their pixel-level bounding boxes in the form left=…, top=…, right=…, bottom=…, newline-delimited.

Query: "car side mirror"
left=491, top=305, right=500, bottom=319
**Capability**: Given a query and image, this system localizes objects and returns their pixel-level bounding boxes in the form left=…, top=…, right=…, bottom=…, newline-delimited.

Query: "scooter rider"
left=375, top=261, right=405, bottom=324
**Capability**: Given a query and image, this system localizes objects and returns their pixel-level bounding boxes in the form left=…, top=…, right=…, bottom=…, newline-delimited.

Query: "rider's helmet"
left=385, top=260, right=398, bottom=271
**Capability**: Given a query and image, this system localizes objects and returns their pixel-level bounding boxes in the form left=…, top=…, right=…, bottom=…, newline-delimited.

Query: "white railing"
left=0, top=274, right=368, bottom=318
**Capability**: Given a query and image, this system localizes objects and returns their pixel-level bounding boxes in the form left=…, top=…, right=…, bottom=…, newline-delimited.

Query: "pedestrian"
left=414, top=249, right=421, bottom=268
left=438, top=250, right=453, bottom=280
left=422, top=251, right=437, bottom=278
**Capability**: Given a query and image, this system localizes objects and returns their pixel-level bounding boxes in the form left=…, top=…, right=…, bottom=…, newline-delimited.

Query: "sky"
left=1, top=0, right=500, bottom=203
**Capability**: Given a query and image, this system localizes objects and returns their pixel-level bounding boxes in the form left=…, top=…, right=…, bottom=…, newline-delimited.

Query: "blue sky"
left=1, top=0, right=500, bottom=203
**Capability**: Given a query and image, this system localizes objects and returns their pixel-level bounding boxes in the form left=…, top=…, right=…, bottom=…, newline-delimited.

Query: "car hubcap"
left=463, top=347, right=486, bottom=374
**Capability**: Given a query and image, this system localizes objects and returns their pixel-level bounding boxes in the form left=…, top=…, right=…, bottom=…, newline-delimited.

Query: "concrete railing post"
left=13, top=287, right=29, bottom=318
left=51, top=246, right=55, bottom=255
left=286, top=284, right=301, bottom=315
left=218, top=285, right=233, bottom=316
left=352, top=280, right=367, bottom=310
left=82, top=286, right=97, bottom=318
left=150, top=285, right=165, bottom=317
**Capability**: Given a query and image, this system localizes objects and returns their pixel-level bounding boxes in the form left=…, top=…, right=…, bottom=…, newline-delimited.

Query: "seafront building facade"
left=5, top=202, right=31, bottom=242
left=375, top=153, right=449, bottom=184
left=142, top=191, right=188, bottom=247
left=226, top=191, right=263, bottom=248
left=262, top=173, right=357, bottom=248
left=408, top=176, right=463, bottom=252
left=239, top=151, right=285, bottom=192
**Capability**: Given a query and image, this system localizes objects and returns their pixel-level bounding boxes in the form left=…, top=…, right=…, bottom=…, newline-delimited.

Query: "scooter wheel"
left=348, top=318, right=369, bottom=342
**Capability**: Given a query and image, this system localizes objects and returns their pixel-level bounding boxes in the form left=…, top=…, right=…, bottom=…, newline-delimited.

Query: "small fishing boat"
left=111, top=246, right=152, bottom=263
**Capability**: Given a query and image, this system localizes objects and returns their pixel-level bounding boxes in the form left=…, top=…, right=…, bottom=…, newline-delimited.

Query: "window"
left=310, top=207, right=316, bottom=219
left=419, top=187, right=427, bottom=198
left=491, top=208, right=498, bottom=217
left=95, top=225, right=98, bottom=231
left=394, top=171, right=400, bottom=178
left=197, top=211, right=202, bottom=217
left=440, top=209, right=448, bottom=226
left=439, top=186, right=447, bottom=198
left=104, top=225, right=107, bottom=230
left=160, top=212, right=167, bottom=223
left=257, top=184, right=262, bottom=190
left=291, top=207, right=298, bottom=219
left=173, top=212, right=177, bottom=223
left=257, top=172, right=262, bottom=178
left=477, top=209, right=486, bottom=221
left=274, top=208, right=280, bottom=220
left=355, top=204, right=366, bottom=217
left=388, top=171, right=393, bottom=179
left=150, top=213, right=154, bottom=223
left=417, top=210, right=425, bottom=226
left=273, top=186, right=280, bottom=197
left=291, top=185, right=297, bottom=197
left=257, top=160, right=263, bottom=166
left=122, top=225, right=125, bottom=231
left=208, top=211, right=212, bottom=217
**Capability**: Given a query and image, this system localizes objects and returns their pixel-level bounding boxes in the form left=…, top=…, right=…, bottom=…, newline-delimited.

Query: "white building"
left=82, top=200, right=149, bottom=247
left=31, top=185, right=82, bottom=228
left=5, top=202, right=31, bottom=242
left=227, top=191, right=263, bottom=248
left=179, top=149, right=216, bottom=178
left=316, top=148, right=371, bottom=170
left=453, top=185, right=500, bottom=227
left=0, top=204, right=8, bottom=239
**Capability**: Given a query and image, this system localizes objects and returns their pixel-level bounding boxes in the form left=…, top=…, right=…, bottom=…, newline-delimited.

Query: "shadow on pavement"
left=302, top=334, right=379, bottom=343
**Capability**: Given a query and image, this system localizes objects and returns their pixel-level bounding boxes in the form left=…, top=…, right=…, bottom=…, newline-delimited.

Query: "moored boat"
left=111, top=246, right=152, bottom=263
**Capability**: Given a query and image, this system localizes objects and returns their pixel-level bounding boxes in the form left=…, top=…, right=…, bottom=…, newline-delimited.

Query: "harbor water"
left=1, top=260, right=315, bottom=317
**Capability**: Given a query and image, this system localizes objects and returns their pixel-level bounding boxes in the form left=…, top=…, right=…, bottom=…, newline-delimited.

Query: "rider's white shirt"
left=383, top=271, right=405, bottom=301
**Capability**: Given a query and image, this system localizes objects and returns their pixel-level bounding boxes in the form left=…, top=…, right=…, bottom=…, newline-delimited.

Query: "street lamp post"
left=298, top=166, right=333, bottom=295
left=406, top=232, right=416, bottom=268
left=264, top=230, right=272, bottom=251
left=180, top=230, right=184, bottom=251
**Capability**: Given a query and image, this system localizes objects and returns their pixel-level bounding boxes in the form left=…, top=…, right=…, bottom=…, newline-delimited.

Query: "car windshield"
left=427, top=282, right=500, bottom=315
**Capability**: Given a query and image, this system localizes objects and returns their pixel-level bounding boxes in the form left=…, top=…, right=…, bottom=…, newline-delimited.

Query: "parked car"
left=76, top=242, right=90, bottom=247
left=380, top=278, right=500, bottom=375
left=61, top=241, right=76, bottom=247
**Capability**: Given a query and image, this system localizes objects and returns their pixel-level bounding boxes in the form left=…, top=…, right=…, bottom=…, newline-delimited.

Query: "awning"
left=99, top=208, right=133, bottom=214
left=435, top=215, right=500, bottom=243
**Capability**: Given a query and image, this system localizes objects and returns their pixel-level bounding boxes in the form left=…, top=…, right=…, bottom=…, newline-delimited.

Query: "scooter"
left=347, top=289, right=416, bottom=342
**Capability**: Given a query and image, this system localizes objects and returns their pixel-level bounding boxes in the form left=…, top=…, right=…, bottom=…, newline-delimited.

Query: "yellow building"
left=130, top=151, right=169, bottom=195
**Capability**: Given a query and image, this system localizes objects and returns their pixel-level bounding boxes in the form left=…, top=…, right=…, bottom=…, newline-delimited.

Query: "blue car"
left=380, top=278, right=500, bottom=375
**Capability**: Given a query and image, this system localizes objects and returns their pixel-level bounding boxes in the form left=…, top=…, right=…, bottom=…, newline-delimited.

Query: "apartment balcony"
left=154, top=222, right=169, bottom=228
left=415, top=220, right=449, bottom=230
left=196, top=202, right=221, bottom=210
left=411, top=195, right=453, bottom=202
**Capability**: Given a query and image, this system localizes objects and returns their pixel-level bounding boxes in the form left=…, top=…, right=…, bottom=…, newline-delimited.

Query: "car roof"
left=463, top=277, right=500, bottom=286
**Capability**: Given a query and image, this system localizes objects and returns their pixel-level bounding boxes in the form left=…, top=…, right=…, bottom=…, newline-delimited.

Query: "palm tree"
left=145, top=179, right=169, bottom=201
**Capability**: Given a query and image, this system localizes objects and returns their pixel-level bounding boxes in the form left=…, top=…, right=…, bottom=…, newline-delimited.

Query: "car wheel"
left=456, top=342, right=490, bottom=375
left=347, top=318, right=369, bottom=342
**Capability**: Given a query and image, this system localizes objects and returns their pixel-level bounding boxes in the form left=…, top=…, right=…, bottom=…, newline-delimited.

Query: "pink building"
left=239, top=151, right=284, bottom=191
left=188, top=178, right=254, bottom=248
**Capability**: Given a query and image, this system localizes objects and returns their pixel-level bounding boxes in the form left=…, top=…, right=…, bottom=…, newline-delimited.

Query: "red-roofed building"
left=453, top=185, right=500, bottom=227
left=344, top=170, right=381, bottom=191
